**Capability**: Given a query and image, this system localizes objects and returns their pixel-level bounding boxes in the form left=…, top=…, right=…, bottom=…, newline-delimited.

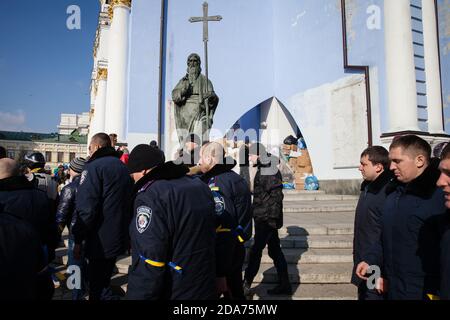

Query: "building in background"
left=0, top=130, right=87, bottom=168
left=58, top=112, right=90, bottom=135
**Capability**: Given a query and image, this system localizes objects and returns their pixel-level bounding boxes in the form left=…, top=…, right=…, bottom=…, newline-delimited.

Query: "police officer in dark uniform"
left=198, top=142, right=252, bottom=299
left=126, top=144, right=216, bottom=300
left=72, top=133, right=133, bottom=300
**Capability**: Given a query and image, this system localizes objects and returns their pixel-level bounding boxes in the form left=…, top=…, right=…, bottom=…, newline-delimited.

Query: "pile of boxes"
left=282, top=144, right=313, bottom=190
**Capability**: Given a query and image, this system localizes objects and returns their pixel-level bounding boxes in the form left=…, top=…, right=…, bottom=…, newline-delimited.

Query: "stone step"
left=283, top=194, right=359, bottom=202
left=245, top=234, right=353, bottom=249
left=114, top=259, right=353, bottom=284
left=64, top=247, right=353, bottom=273
left=58, top=234, right=354, bottom=266
left=253, top=248, right=353, bottom=264
left=278, top=224, right=354, bottom=236
left=283, top=202, right=357, bottom=213
left=249, top=283, right=357, bottom=300
left=283, top=190, right=325, bottom=195
left=253, top=263, right=352, bottom=284
left=110, top=276, right=357, bottom=300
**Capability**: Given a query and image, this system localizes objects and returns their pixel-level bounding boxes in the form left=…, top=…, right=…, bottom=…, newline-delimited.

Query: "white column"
left=104, top=0, right=131, bottom=142
left=384, top=0, right=420, bottom=132
left=94, top=68, right=108, bottom=134
left=422, top=0, right=445, bottom=134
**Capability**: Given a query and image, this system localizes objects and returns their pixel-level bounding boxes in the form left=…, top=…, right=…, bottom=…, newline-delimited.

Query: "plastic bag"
left=283, top=135, right=298, bottom=146
left=304, top=175, right=319, bottom=191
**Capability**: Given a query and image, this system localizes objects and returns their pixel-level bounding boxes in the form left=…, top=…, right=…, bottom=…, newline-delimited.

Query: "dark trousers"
left=87, top=257, right=116, bottom=300
left=36, top=271, right=55, bottom=300
left=227, top=243, right=246, bottom=300
left=244, top=222, right=288, bottom=282
left=357, top=282, right=385, bottom=300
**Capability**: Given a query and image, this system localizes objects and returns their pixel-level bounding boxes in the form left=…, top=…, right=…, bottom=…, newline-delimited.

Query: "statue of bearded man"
left=172, top=53, right=219, bottom=145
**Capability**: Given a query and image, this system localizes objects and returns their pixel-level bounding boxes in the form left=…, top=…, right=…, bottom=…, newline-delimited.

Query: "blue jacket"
left=127, top=162, right=216, bottom=300
left=72, top=147, right=133, bottom=259
left=366, top=164, right=446, bottom=300
left=352, top=170, right=392, bottom=286
left=199, top=159, right=253, bottom=277
left=0, top=175, right=58, bottom=262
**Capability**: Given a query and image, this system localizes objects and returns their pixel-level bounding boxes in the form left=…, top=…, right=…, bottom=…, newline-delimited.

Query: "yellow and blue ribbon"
left=139, top=255, right=183, bottom=274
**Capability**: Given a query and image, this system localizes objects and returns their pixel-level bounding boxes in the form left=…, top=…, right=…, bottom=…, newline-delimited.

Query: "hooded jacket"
left=252, top=154, right=284, bottom=229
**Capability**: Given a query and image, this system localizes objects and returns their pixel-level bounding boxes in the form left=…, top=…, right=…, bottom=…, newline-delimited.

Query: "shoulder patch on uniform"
left=136, top=206, right=152, bottom=234
left=79, top=170, right=88, bottom=186
left=212, top=191, right=226, bottom=216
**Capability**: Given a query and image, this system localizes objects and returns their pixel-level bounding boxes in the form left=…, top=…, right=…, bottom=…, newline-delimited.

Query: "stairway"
left=55, top=190, right=359, bottom=300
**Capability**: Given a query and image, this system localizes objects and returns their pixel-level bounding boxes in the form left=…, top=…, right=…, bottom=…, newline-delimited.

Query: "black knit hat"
left=69, top=157, right=86, bottom=173
left=128, top=144, right=165, bottom=174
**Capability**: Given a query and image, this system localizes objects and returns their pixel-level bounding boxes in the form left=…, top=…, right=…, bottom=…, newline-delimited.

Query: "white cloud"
left=0, top=110, right=28, bottom=131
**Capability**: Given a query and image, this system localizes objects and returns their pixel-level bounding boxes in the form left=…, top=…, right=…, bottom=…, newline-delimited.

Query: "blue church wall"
left=126, top=0, right=450, bottom=177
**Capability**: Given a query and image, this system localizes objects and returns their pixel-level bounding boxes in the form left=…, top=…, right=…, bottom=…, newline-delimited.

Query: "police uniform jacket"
left=73, top=147, right=133, bottom=259
left=127, top=161, right=216, bottom=300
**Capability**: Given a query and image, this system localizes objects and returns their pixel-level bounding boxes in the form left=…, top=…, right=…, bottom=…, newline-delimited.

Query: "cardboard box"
left=297, top=156, right=311, bottom=167
left=295, top=166, right=313, bottom=176
left=295, top=183, right=305, bottom=190
left=288, top=158, right=297, bottom=167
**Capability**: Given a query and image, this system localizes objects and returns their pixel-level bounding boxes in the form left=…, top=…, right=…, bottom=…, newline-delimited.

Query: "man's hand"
left=216, top=277, right=229, bottom=298
left=356, top=261, right=370, bottom=280
left=376, top=277, right=388, bottom=294
left=73, top=244, right=82, bottom=261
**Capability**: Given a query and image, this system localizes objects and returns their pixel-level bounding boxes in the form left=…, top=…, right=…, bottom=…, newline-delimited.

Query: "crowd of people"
left=0, top=132, right=289, bottom=300
left=2, top=133, right=450, bottom=300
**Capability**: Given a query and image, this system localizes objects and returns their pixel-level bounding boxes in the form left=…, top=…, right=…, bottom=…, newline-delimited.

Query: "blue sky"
left=0, top=0, right=100, bottom=133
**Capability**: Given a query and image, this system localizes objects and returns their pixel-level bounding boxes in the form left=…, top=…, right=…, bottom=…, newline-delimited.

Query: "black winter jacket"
left=0, top=210, right=45, bottom=300
left=366, top=164, right=446, bottom=300
left=72, top=147, right=133, bottom=259
left=0, top=175, right=58, bottom=262
left=55, top=175, right=81, bottom=233
left=200, top=158, right=253, bottom=277
left=127, top=162, right=216, bottom=300
left=252, top=155, right=284, bottom=229
left=352, top=170, right=393, bottom=286
left=436, top=210, right=450, bottom=299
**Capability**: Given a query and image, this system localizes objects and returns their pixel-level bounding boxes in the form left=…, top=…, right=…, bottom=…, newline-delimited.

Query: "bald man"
left=0, top=158, right=58, bottom=300
left=198, top=142, right=252, bottom=299
left=0, top=158, right=19, bottom=179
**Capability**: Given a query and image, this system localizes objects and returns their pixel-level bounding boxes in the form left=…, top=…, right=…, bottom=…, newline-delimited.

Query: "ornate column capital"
left=108, top=1, right=131, bottom=22
left=97, top=68, right=108, bottom=80
left=111, top=0, right=132, bottom=9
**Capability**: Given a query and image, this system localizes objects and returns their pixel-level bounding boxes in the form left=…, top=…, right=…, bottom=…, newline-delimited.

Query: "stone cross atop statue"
left=171, top=2, right=222, bottom=146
